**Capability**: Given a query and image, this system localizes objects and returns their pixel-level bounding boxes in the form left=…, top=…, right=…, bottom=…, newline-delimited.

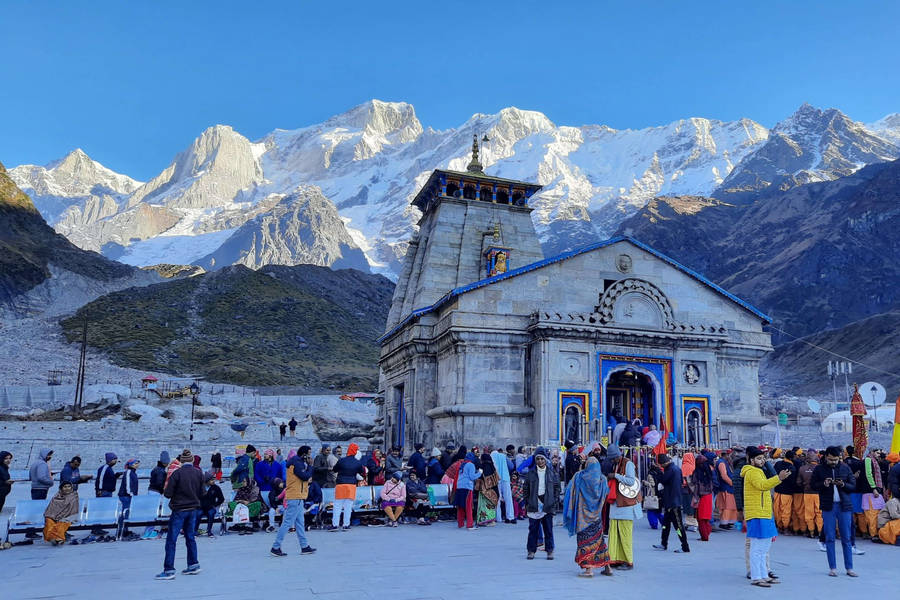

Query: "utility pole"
left=73, top=316, right=87, bottom=416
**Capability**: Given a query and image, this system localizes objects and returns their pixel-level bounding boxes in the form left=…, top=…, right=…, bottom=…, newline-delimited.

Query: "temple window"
left=463, top=184, right=477, bottom=200
left=495, top=189, right=509, bottom=204
left=446, top=182, right=459, bottom=198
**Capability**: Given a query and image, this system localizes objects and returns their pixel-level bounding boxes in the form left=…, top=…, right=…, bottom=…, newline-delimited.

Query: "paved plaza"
left=4, top=510, right=896, bottom=600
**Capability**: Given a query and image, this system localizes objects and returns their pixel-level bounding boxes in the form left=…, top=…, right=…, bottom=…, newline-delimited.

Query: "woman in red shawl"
left=692, top=453, right=715, bottom=541
left=442, top=446, right=467, bottom=493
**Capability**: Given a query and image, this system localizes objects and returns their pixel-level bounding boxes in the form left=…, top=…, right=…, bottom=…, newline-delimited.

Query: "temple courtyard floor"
left=3, top=513, right=896, bottom=600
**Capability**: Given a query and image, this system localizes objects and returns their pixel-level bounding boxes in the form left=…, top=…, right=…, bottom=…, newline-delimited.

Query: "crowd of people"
left=2, top=437, right=899, bottom=583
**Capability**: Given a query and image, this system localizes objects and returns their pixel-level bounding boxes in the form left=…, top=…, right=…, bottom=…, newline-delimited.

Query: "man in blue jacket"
left=95, top=452, right=122, bottom=498
left=811, top=446, right=858, bottom=577
left=406, top=443, right=427, bottom=480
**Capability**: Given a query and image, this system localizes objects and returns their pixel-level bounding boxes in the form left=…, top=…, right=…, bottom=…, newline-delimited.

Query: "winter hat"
left=347, top=443, right=359, bottom=457
left=125, top=458, right=140, bottom=468
left=179, top=449, right=193, bottom=464
left=391, top=471, right=403, bottom=481
left=245, top=444, right=257, bottom=455
left=264, top=448, right=275, bottom=458
left=747, top=446, right=763, bottom=459
left=321, top=444, right=331, bottom=450
left=534, top=446, right=550, bottom=460
left=431, top=447, right=441, bottom=458
left=887, top=452, right=900, bottom=464
left=606, top=443, right=622, bottom=459
left=159, top=451, right=170, bottom=464
left=105, top=452, right=117, bottom=463
left=446, top=442, right=456, bottom=450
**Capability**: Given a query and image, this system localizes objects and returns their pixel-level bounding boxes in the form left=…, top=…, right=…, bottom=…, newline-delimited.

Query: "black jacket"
left=164, top=463, right=204, bottom=512
left=149, top=463, right=167, bottom=494
left=888, top=463, right=900, bottom=499
left=407, top=451, right=427, bottom=479
left=811, top=462, right=856, bottom=512
left=773, top=460, right=797, bottom=495
left=200, top=483, right=225, bottom=511
left=656, top=462, right=683, bottom=509
left=440, top=450, right=455, bottom=471
left=522, top=466, right=561, bottom=515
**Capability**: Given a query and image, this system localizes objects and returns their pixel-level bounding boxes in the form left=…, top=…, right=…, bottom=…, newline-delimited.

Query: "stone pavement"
left=4, top=515, right=896, bottom=600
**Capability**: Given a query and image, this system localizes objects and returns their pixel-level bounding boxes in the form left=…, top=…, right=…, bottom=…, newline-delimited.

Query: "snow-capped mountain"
left=715, top=104, right=899, bottom=196
left=9, top=149, right=142, bottom=227
left=11, top=100, right=899, bottom=278
left=868, top=113, right=900, bottom=146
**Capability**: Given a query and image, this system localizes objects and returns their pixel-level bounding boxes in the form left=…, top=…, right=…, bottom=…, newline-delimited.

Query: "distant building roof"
left=379, top=236, right=771, bottom=343
left=141, top=375, right=158, bottom=382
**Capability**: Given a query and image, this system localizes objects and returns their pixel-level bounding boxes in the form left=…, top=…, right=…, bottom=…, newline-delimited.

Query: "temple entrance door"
left=563, top=405, right=582, bottom=445
left=685, top=408, right=705, bottom=447
left=606, top=370, right=655, bottom=428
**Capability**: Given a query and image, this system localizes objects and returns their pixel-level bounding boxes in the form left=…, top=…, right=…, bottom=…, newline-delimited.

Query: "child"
left=266, top=478, right=285, bottom=532
left=43, top=481, right=79, bottom=545
left=197, top=474, right=225, bottom=537
left=304, top=480, right=323, bottom=531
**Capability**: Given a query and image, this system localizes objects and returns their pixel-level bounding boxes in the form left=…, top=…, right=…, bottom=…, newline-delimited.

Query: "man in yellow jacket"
left=741, top=446, right=790, bottom=588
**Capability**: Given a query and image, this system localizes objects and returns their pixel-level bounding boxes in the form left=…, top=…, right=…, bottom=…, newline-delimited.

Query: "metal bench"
left=5, top=499, right=50, bottom=543
left=119, top=494, right=162, bottom=537
left=80, top=497, right=122, bottom=537
left=427, top=483, right=452, bottom=506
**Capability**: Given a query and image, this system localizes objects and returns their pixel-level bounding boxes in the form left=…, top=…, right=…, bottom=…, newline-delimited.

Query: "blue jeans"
left=164, top=510, right=198, bottom=572
left=273, top=499, right=309, bottom=550
left=195, top=508, right=217, bottom=533
left=822, top=505, right=852, bottom=570
left=527, top=513, right=554, bottom=553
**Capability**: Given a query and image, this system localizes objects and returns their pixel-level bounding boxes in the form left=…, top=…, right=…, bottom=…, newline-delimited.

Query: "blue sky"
left=2, top=0, right=898, bottom=180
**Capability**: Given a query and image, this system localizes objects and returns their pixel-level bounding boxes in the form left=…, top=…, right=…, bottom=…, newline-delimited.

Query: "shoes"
left=526, top=552, right=535, bottom=560
left=266, top=526, right=276, bottom=533
left=750, top=580, right=771, bottom=587
left=270, top=548, right=287, bottom=557
left=288, top=527, right=296, bottom=533
left=301, top=546, right=316, bottom=555
left=817, top=541, right=827, bottom=552
left=182, top=565, right=201, bottom=575
left=674, top=549, right=690, bottom=553
left=828, top=570, right=838, bottom=577
left=155, top=571, right=176, bottom=580
left=546, top=551, right=554, bottom=560
left=846, top=570, right=858, bottom=577
left=652, top=544, right=667, bottom=551
left=851, top=546, right=865, bottom=555
left=207, top=532, right=215, bottom=538
left=768, top=572, right=778, bottom=579
left=764, top=578, right=780, bottom=584
left=325, top=525, right=338, bottom=532
left=341, top=526, right=351, bottom=532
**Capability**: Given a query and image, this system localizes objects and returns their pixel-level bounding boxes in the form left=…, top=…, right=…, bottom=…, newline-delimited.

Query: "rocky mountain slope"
left=194, top=185, right=369, bottom=272
left=763, top=311, right=900, bottom=396
left=716, top=104, right=898, bottom=198
left=0, top=159, right=152, bottom=315
left=60, top=264, right=394, bottom=388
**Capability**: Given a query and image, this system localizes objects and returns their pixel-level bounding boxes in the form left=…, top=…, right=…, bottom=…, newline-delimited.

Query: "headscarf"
left=694, top=454, right=712, bottom=484
left=286, top=449, right=297, bottom=462
left=479, top=453, right=496, bottom=476
left=44, top=483, right=79, bottom=522
left=347, top=443, right=359, bottom=457
left=192, top=455, right=201, bottom=469
left=464, top=452, right=476, bottom=463
left=681, top=452, right=696, bottom=477
left=888, top=452, right=900, bottom=464
left=264, top=448, right=275, bottom=459
left=563, top=457, right=608, bottom=536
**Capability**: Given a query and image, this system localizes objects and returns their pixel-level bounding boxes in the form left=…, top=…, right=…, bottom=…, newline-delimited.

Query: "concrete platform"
left=3, top=511, right=895, bottom=600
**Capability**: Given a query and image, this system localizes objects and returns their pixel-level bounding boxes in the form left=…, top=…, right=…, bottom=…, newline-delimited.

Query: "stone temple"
left=377, top=138, right=772, bottom=450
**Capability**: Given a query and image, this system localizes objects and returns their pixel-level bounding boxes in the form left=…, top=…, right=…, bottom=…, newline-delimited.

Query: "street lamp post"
left=189, top=382, right=200, bottom=444
left=870, top=385, right=879, bottom=432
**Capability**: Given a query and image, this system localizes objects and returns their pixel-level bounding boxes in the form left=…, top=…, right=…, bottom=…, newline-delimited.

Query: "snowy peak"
left=328, top=99, right=423, bottom=140
left=716, top=103, right=899, bottom=196
left=868, top=113, right=900, bottom=145
left=8, top=149, right=142, bottom=226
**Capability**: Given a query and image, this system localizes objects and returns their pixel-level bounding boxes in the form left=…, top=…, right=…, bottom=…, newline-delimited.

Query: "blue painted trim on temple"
left=378, top=236, right=771, bottom=343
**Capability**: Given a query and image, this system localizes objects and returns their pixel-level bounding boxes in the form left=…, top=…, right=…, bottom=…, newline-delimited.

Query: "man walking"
left=812, top=446, right=858, bottom=577
left=157, top=449, right=204, bottom=580
left=524, top=447, right=559, bottom=559
left=279, top=422, right=287, bottom=441
left=270, top=445, right=317, bottom=556
left=652, top=454, right=690, bottom=553
left=289, top=417, right=298, bottom=437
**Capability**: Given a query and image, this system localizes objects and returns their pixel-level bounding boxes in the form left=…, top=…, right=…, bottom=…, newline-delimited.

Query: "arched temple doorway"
left=685, top=408, right=705, bottom=447
left=605, top=369, right=656, bottom=429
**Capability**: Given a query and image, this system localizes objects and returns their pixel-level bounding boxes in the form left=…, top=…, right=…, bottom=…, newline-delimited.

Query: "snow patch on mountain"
left=116, top=228, right=238, bottom=266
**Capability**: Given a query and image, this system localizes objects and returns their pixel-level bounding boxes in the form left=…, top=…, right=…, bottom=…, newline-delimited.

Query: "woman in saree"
left=563, top=456, right=613, bottom=577
left=475, top=451, right=499, bottom=526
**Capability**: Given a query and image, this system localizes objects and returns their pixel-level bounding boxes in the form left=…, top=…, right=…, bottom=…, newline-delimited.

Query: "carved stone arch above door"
left=595, top=278, right=677, bottom=330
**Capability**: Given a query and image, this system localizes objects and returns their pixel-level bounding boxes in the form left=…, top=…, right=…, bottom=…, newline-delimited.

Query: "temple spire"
left=466, top=133, right=483, bottom=172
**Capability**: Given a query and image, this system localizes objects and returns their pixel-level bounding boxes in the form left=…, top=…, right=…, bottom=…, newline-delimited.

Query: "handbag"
left=614, top=458, right=641, bottom=507
left=642, top=494, right=659, bottom=511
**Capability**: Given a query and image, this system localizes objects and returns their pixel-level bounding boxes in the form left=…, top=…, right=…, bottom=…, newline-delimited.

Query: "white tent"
left=821, top=404, right=896, bottom=433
